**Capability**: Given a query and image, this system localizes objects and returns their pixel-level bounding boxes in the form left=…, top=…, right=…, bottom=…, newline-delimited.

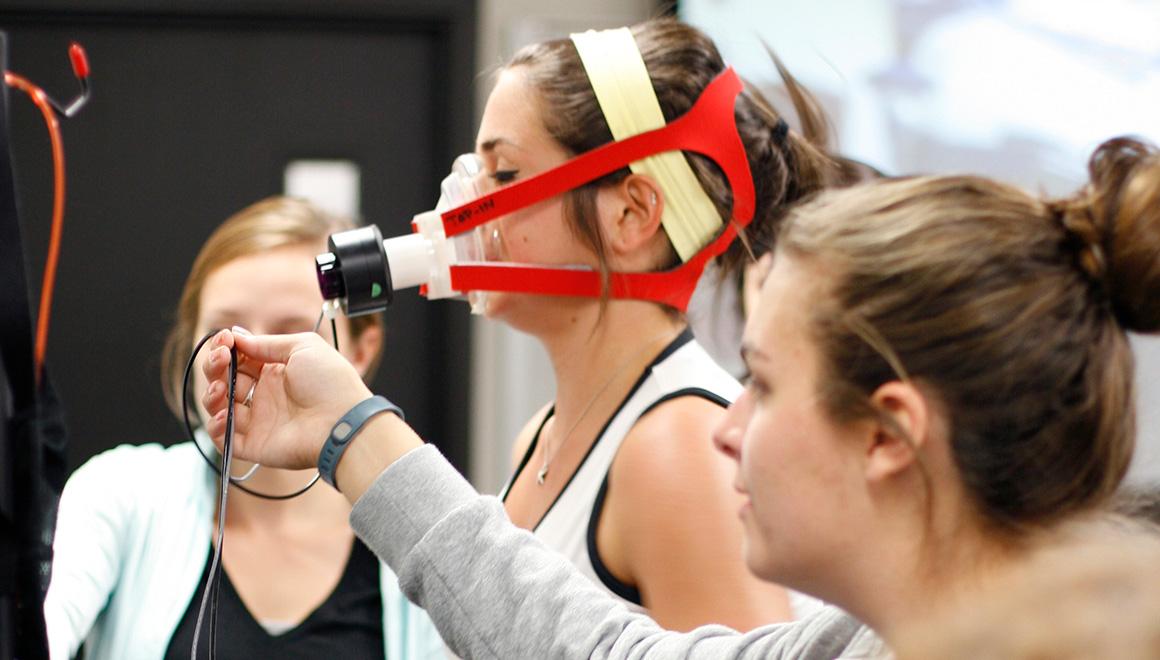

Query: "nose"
left=712, top=389, right=749, bottom=462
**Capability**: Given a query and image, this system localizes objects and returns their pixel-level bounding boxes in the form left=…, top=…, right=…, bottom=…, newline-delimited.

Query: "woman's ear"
left=864, top=380, right=931, bottom=483
left=601, top=174, right=665, bottom=260
left=346, top=322, right=384, bottom=378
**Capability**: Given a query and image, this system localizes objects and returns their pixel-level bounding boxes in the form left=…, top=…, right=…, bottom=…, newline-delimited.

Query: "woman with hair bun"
left=202, top=136, right=1160, bottom=657
left=202, top=65, right=1160, bottom=660
left=205, top=135, right=1160, bottom=656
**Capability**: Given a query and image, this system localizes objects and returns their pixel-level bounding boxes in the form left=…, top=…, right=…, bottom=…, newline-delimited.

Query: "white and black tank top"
left=501, top=329, right=741, bottom=613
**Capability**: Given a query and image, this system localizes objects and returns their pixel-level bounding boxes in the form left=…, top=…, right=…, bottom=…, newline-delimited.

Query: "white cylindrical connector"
left=383, top=233, right=433, bottom=291
left=327, top=154, right=486, bottom=308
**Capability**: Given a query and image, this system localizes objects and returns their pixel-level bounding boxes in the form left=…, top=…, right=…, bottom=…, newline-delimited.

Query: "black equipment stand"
left=0, top=31, right=69, bottom=660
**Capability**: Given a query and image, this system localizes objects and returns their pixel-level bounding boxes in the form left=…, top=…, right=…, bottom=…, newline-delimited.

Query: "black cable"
left=191, top=346, right=235, bottom=660
left=207, top=347, right=238, bottom=659
left=183, top=316, right=342, bottom=659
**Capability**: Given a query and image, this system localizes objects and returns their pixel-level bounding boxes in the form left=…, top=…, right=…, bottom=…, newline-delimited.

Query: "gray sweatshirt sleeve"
left=351, top=445, right=864, bottom=659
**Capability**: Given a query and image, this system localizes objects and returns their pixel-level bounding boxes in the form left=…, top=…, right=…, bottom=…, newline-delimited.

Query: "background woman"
left=45, top=197, right=443, bottom=659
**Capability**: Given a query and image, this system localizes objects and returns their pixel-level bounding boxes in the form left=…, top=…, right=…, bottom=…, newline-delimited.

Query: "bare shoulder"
left=614, top=396, right=730, bottom=485
left=609, top=396, right=734, bottom=513
left=509, top=402, right=554, bottom=470
left=602, top=396, right=791, bottom=630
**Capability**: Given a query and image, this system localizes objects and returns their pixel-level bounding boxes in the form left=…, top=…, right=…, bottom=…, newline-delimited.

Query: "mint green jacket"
left=44, top=441, right=445, bottom=660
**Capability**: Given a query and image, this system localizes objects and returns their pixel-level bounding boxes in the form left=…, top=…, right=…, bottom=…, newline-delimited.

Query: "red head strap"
left=440, top=67, right=754, bottom=312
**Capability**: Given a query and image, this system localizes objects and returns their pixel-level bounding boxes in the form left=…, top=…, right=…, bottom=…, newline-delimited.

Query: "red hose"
left=5, top=71, right=66, bottom=386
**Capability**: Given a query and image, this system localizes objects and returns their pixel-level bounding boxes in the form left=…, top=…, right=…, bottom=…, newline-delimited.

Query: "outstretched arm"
left=201, top=329, right=862, bottom=659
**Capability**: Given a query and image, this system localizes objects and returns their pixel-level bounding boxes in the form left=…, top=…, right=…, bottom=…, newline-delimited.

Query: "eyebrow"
left=200, top=309, right=242, bottom=324
left=202, top=312, right=317, bottom=329
left=477, top=137, right=518, bottom=154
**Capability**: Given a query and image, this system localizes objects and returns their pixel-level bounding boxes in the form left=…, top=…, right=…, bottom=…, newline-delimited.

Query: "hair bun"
left=1051, top=199, right=1108, bottom=285
left=1072, top=137, right=1160, bottom=333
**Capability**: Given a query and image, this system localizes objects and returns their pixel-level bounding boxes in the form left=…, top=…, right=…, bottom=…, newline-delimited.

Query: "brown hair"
left=160, top=196, right=383, bottom=420
left=506, top=17, right=853, bottom=291
left=778, top=137, right=1160, bottom=533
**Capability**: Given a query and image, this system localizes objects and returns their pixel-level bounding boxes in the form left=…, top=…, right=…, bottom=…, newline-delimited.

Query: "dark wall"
left=0, top=0, right=475, bottom=474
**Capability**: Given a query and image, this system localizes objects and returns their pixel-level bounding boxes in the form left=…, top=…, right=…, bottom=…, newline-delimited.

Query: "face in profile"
left=472, top=67, right=611, bottom=325
left=714, top=253, right=868, bottom=592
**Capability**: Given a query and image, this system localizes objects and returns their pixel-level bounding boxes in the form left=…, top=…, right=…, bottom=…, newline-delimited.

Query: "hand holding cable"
left=201, top=328, right=423, bottom=500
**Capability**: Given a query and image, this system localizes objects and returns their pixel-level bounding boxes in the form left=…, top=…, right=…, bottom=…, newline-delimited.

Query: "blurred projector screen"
left=681, top=0, right=1160, bottom=482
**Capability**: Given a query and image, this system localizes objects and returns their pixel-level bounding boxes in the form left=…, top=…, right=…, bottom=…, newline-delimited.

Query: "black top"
left=165, top=538, right=384, bottom=660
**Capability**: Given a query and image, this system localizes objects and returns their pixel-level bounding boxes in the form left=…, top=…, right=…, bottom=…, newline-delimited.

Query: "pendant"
left=536, top=465, right=548, bottom=485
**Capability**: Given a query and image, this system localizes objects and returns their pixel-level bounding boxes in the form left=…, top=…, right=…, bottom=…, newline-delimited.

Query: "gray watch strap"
left=317, top=395, right=404, bottom=489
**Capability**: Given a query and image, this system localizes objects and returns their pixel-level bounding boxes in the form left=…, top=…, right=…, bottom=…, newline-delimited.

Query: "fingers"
left=202, top=332, right=257, bottom=420
left=206, top=328, right=264, bottom=381
left=202, top=348, right=231, bottom=424
left=202, top=371, right=234, bottom=422
left=204, top=328, right=322, bottom=381
left=204, top=369, right=258, bottom=411
left=204, top=404, right=251, bottom=448
left=202, top=327, right=323, bottom=422
left=202, top=329, right=279, bottom=405
left=231, top=328, right=321, bottom=365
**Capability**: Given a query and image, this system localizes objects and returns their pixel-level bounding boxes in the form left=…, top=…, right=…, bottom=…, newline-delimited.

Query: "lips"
left=737, top=499, right=752, bottom=519
left=734, top=477, right=752, bottom=517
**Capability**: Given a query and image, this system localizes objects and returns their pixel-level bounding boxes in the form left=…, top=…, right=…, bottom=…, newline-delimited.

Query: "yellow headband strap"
left=570, top=27, right=721, bottom=262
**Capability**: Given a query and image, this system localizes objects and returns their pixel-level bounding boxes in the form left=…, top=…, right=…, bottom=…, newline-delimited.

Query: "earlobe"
left=864, top=381, right=930, bottom=482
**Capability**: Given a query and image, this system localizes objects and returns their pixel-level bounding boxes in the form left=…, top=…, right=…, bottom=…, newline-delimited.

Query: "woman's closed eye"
left=490, top=169, right=519, bottom=184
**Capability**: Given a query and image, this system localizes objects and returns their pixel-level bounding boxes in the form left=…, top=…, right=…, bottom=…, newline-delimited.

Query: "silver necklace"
left=537, top=333, right=671, bottom=485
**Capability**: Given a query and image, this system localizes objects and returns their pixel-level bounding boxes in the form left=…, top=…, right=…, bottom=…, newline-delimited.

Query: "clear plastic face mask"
left=435, top=153, right=503, bottom=313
